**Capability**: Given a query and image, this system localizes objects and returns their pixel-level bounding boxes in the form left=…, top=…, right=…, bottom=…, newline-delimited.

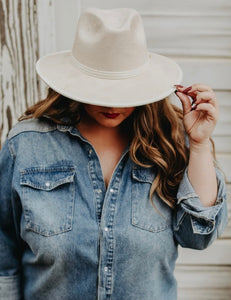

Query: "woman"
left=0, top=7, right=227, bottom=300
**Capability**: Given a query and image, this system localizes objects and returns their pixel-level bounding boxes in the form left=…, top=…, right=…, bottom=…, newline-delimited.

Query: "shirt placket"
left=82, top=138, right=127, bottom=300
left=88, top=147, right=106, bottom=224
left=98, top=165, right=124, bottom=300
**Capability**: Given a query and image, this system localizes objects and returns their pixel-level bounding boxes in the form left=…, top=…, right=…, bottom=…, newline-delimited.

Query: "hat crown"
left=72, top=8, right=149, bottom=72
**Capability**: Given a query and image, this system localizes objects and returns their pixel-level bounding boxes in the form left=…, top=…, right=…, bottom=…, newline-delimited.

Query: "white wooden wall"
left=1, top=0, right=231, bottom=298
left=0, top=0, right=55, bottom=145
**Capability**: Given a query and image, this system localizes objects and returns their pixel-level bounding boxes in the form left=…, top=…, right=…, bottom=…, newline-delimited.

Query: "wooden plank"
left=0, top=0, right=56, bottom=147
left=217, top=106, right=231, bottom=123
left=178, top=289, right=231, bottom=300
left=53, top=0, right=81, bottom=52
left=0, top=0, right=39, bottom=146
left=216, top=154, right=231, bottom=183
left=145, top=15, right=231, bottom=58
left=176, top=239, right=231, bottom=265
left=213, top=100, right=231, bottom=136
left=210, top=91, right=231, bottom=136
left=37, top=0, right=55, bottom=57
left=83, top=0, right=231, bottom=57
left=83, top=0, right=231, bottom=14
left=214, top=122, right=231, bottom=136
left=176, top=265, right=231, bottom=299
left=213, top=136, right=231, bottom=153
left=176, top=265, right=231, bottom=288
left=216, top=91, right=231, bottom=106
left=36, top=0, right=56, bottom=99
left=175, top=58, right=231, bottom=90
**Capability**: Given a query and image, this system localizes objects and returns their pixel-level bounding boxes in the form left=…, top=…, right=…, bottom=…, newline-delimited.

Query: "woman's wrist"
left=189, top=138, right=211, bottom=154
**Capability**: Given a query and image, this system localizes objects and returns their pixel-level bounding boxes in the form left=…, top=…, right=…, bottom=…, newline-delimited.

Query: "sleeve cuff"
left=0, top=275, right=21, bottom=300
left=176, top=167, right=227, bottom=235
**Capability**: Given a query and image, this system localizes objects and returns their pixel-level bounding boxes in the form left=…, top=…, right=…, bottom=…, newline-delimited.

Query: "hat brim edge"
left=36, top=50, right=183, bottom=108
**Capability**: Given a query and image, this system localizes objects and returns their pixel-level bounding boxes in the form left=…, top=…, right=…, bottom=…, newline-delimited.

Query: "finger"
left=185, top=91, right=197, bottom=103
left=175, top=86, right=198, bottom=104
left=177, top=85, right=216, bottom=107
left=195, top=91, right=217, bottom=107
left=175, top=85, right=191, bottom=93
left=175, top=91, right=192, bottom=114
left=190, top=84, right=213, bottom=93
left=195, top=103, right=218, bottom=121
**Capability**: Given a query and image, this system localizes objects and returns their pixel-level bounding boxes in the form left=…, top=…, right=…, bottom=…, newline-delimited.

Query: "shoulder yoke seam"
left=8, top=120, right=57, bottom=140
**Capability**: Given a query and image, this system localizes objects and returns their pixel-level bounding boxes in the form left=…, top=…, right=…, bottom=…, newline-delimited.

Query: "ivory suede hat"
left=36, top=7, right=182, bottom=107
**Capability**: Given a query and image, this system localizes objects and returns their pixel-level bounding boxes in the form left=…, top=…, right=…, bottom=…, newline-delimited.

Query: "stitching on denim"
left=8, top=139, right=16, bottom=159
left=21, top=167, right=75, bottom=175
left=177, top=194, right=198, bottom=204
left=21, top=168, right=75, bottom=237
left=190, top=215, right=215, bottom=235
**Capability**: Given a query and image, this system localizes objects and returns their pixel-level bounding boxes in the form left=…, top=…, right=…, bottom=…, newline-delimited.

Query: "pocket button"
left=45, top=182, right=51, bottom=188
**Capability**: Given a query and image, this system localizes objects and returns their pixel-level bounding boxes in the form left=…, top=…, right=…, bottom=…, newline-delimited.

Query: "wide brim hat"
left=36, top=7, right=182, bottom=107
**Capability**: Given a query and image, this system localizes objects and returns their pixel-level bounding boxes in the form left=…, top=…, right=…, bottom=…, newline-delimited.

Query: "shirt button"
left=109, top=188, right=114, bottom=193
left=104, top=227, right=109, bottom=232
left=45, top=182, right=50, bottom=188
left=97, top=189, right=102, bottom=193
left=89, top=149, right=93, bottom=155
left=104, top=267, right=108, bottom=272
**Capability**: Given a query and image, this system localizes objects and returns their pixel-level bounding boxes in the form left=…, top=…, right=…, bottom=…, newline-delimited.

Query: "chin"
left=99, top=120, right=122, bottom=128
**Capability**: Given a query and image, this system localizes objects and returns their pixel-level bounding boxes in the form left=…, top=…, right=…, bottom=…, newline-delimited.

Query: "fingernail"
left=182, top=86, right=192, bottom=93
left=191, top=104, right=197, bottom=111
left=174, top=84, right=184, bottom=89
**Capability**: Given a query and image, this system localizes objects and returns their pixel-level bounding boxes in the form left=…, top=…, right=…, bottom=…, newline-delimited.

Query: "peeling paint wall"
left=0, top=0, right=40, bottom=145
left=0, top=0, right=55, bottom=147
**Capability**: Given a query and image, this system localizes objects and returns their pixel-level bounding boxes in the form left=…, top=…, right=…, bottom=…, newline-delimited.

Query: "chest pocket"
left=131, top=167, right=172, bottom=233
left=20, top=165, right=75, bottom=237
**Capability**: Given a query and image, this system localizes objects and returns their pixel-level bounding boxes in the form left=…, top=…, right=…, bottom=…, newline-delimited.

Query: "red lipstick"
left=102, top=113, right=120, bottom=119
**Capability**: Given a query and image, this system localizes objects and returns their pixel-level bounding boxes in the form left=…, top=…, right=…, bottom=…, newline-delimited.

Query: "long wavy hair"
left=19, top=88, right=193, bottom=208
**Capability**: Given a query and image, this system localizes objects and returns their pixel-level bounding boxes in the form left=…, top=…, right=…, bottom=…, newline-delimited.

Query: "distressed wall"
left=0, top=0, right=40, bottom=145
left=0, top=0, right=55, bottom=147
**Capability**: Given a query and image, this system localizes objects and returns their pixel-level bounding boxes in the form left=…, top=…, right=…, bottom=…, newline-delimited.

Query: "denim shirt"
left=0, top=118, right=227, bottom=300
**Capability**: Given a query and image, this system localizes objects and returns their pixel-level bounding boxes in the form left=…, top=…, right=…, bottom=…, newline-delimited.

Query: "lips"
left=102, top=113, right=120, bottom=119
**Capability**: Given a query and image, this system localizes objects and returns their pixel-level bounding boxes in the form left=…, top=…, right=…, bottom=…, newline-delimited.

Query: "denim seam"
left=87, top=151, right=103, bottom=227
left=177, top=193, right=198, bottom=204
left=132, top=222, right=171, bottom=233
left=181, top=200, right=223, bottom=222
left=21, top=167, right=75, bottom=174
left=8, top=120, right=57, bottom=139
left=175, top=211, right=187, bottom=231
left=190, top=215, right=215, bottom=235
left=21, top=169, right=75, bottom=237
left=8, top=139, right=16, bottom=159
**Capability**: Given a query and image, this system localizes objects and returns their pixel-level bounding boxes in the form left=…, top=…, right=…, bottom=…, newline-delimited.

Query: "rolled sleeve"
left=173, top=167, right=228, bottom=249
left=0, top=275, right=21, bottom=300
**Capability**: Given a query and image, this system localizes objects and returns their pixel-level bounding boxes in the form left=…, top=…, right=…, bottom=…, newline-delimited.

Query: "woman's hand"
left=175, top=83, right=218, bottom=206
left=175, top=84, right=218, bottom=146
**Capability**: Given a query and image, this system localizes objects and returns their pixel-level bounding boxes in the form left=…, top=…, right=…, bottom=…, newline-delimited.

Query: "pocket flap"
left=132, top=166, right=155, bottom=184
left=20, top=166, right=75, bottom=191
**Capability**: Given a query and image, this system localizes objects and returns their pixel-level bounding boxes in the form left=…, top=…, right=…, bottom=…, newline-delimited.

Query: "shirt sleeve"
left=0, top=139, right=22, bottom=299
left=173, top=167, right=228, bottom=250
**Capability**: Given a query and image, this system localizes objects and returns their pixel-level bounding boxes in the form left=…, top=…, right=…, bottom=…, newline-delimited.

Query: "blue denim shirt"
left=0, top=118, right=227, bottom=300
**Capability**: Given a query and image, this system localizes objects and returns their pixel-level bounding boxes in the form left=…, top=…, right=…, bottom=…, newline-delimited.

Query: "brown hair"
left=130, top=100, right=189, bottom=208
left=19, top=88, right=205, bottom=208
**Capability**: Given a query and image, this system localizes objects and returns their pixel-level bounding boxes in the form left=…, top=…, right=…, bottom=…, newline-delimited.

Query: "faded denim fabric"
left=0, top=118, right=227, bottom=300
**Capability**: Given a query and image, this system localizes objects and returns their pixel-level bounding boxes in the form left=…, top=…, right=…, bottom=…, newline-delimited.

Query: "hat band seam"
left=71, top=54, right=149, bottom=80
